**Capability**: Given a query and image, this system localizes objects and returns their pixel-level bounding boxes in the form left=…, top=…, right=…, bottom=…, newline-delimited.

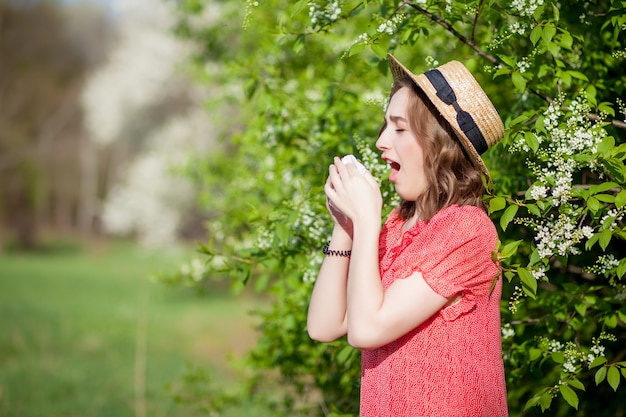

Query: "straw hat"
left=387, top=54, right=504, bottom=179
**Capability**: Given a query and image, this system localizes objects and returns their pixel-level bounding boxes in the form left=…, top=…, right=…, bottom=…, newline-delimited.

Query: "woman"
left=307, top=55, right=508, bottom=417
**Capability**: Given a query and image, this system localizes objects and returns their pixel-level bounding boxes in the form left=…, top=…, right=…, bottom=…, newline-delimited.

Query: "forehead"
left=385, top=87, right=411, bottom=118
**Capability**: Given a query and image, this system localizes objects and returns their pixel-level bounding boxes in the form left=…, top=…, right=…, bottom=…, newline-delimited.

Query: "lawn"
left=0, top=238, right=266, bottom=417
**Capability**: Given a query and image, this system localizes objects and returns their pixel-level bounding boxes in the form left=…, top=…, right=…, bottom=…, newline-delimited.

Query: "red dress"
left=360, top=204, right=508, bottom=417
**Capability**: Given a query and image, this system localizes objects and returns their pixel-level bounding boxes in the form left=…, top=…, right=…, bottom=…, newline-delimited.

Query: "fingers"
left=362, top=168, right=380, bottom=190
left=325, top=156, right=380, bottom=212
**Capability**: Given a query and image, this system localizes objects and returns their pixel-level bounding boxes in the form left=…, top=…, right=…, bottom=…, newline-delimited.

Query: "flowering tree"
left=81, top=0, right=214, bottom=245
left=169, top=0, right=626, bottom=415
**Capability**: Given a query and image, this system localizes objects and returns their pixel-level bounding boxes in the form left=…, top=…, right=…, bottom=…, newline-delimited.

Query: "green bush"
left=169, top=1, right=626, bottom=415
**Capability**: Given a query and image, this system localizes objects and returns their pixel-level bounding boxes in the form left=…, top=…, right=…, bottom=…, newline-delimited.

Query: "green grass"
left=0, top=239, right=265, bottom=417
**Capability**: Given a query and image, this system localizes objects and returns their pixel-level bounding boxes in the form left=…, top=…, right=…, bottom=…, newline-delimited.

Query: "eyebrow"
left=386, top=115, right=409, bottom=124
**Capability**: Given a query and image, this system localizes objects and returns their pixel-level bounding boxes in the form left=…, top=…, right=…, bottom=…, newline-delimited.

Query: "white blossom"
left=501, top=323, right=515, bottom=339
left=529, top=185, right=548, bottom=200
left=533, top=214, right=585, bottom=259
left=510, top=0, right=544, bottom=17
left=563, top=360, right=577, bottom=373
left=81, top=0, right=190, bottom=145
left=309, top=1, right=341, bottom=27
left=101, top=108, right=214, bottom=246
left=180, top=258, right=207, bottom=282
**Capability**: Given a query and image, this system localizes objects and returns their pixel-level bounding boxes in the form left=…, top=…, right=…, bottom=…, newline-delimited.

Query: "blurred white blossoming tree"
left=167, top=0, right=626, bottom=415
left=81, top=0, right=214, bottom=245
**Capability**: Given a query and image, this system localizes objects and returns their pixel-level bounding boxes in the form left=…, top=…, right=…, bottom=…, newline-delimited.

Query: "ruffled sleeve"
left=396, top=205, right=500, bottom=321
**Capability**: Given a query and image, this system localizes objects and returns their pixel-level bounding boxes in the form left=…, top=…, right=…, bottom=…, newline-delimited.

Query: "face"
left=376, top=87, right=428, bottom=202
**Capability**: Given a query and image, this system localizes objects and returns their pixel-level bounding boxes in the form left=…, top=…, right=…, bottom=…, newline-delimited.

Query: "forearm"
left=306, top=227, right=352, bottom=342
left=346, top=221, right=384, bottom=348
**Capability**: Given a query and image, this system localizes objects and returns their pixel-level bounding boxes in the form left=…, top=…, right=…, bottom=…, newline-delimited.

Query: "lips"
left=383, top=157, right=401, bottom=182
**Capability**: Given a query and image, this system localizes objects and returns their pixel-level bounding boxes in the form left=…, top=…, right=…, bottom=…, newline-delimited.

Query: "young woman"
left=307, top=55, right=508, bottom=416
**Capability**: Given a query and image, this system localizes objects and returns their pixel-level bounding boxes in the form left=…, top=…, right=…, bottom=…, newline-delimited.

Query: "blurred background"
left=1, top=0, right=214, bottom=248
left=0, top=0, right=262, bottom=415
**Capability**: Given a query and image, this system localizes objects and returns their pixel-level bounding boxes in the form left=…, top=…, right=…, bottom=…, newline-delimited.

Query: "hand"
left=324, top=157, right=382, bottom=228
left=326, top=193, right=354, bottom=237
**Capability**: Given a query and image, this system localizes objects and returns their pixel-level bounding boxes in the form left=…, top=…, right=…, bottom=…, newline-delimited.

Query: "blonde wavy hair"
left=385, top=78, right=486, bottom=221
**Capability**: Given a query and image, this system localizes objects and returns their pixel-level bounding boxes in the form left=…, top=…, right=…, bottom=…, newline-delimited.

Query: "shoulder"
left=427, top=204, right=496, bottom=241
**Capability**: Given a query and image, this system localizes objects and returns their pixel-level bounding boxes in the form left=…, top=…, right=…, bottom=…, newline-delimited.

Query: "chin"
left=394, top=185, right=422, bottom=202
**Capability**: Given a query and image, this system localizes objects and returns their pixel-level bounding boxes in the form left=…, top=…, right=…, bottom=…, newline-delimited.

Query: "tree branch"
left=402, top=0, right=499, bottom=65
left=401, top=0, right=626, bottom=130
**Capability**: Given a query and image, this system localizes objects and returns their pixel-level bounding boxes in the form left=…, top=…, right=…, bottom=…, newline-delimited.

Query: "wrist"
left=352, top=220, right=381, bottom=241
left=331, top=225, right=353, bottom=244
left=323, top=242, right=351, bottom=257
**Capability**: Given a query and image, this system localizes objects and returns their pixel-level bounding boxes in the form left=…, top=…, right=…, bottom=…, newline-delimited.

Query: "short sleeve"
left=397, top=205, right=500, bottom=321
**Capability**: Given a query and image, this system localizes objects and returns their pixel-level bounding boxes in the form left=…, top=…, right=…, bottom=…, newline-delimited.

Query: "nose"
left=376, top=126, right=391, bottom=151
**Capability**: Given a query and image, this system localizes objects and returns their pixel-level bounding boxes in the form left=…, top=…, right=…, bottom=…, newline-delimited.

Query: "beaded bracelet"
left=323, top=241, right=352, bottom=257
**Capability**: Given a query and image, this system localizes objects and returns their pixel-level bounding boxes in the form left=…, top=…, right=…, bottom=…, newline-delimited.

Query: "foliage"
left=169, top=0, right=626, bottom=415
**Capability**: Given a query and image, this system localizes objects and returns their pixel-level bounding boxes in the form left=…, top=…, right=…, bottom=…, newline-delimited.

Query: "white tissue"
left=328, top=155, right=368, bottom=212
left=341, top=154, right=367, bottom=174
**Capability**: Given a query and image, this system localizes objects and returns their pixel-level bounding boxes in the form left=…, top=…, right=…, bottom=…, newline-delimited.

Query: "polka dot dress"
left=360, top=205, right=508, bottom=417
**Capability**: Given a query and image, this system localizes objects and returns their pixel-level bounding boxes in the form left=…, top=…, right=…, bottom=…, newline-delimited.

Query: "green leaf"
left=348, top=42, right=366, bottom=56
left=568, top=378, right=585, bottom=391
left=524, top=131, right=540, bottom=152
left=529, top=248, right=540, bottom=265
left=290, top=0, right=309, bottom=17
left=335, top=344, right=355, bottom=365
left=293, top=34, right=305, bottom=54
left=524, top=394, right=542, bottom=410
left=608, top=366, right=621, bottom=392
left=254, top=273, right=270, bottom=292
left=617, top=258, right=626, bottom=278
left=511, top=71, right=527, bottom=91
left=589, top=182, right=619, bottom=194
left=518, top=267, right=537, bottom=298
left=275, top=222, right=289, bottom=245
left=605, top=314, right=618, bottom=328
left=552, top=3, right=560, bottom=21
left=498, top=54, right=516, bottom=67
left=559, top=30, right=573, bottom=49
left=526, top=203, right=541, bottom=217
left=499, top=239, right=522, bottom=259
left=559, top=384, right=579, bottom=409
left=598, top=102, right=616, bottom=117
left=599, top=229, right=612, bottom=250
left=529, top=348, right=543, bottom=361
left=489, top=196, right=507, bottom=213
left=539, top=392, right=553, bottom=412
left=500, top=205, right=519, bottom=231
left=586, top=232, right=600, bottom=250
left=595, top=366, right=607, bottom=385
left=530, top=25, right=542, bottom=45
left=590, top=356, right=607, bottom=368
left=542, top=23, right=557, bottom=43
left=552, top=351, right=565, bottom=364
left=567, top=70, right=588, bottom=81
left=598, top=135, right=616, bottom=155
left=595, top=194, right=615, bottom=203
left=587, top=196, right=602, bottom=213
left=615, top=190, right=626, bottom=208
left=370, top=43, right=386, bottom=58
left=509, top=111, right=534, bottom=127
